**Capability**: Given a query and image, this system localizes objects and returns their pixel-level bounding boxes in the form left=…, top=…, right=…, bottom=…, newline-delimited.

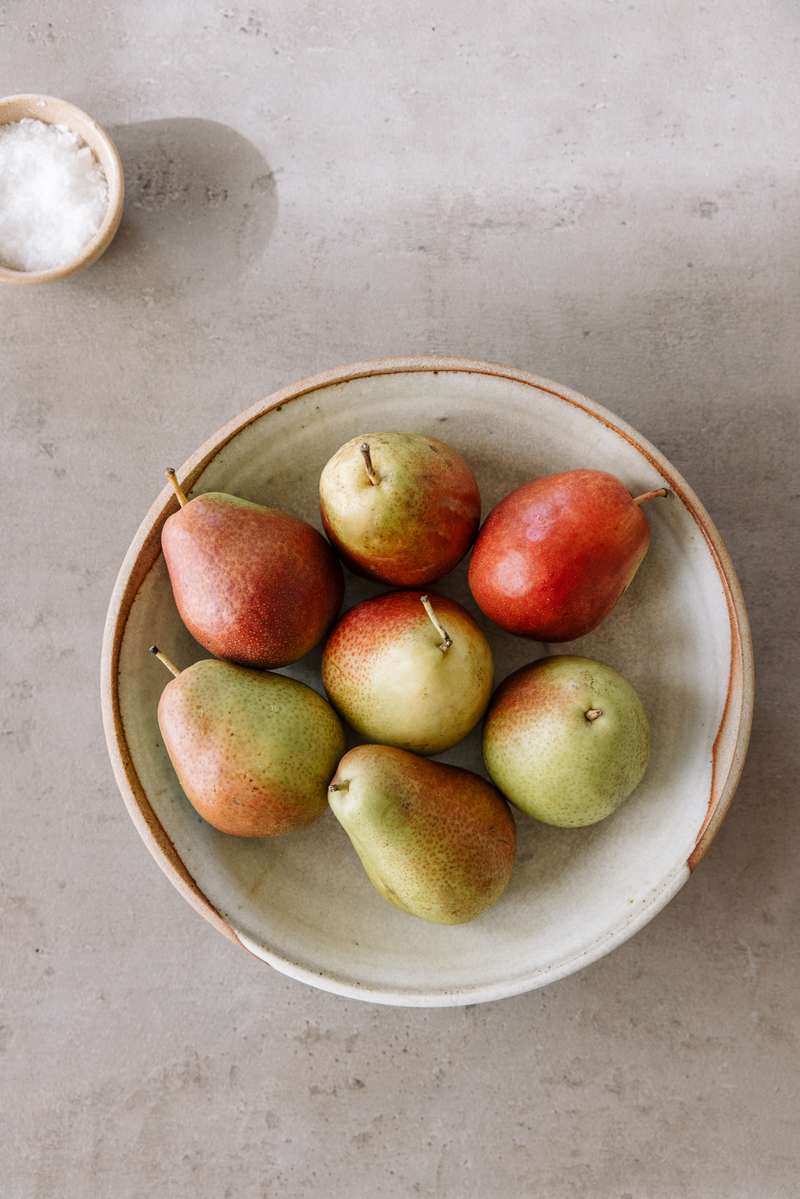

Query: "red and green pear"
left=151, top=648, right=345, bottom=837
left=321, top=589, right=494, bottom=756
left=468, top=469, right=667, bottom=642
left=319, top=431, right=481, bottom=586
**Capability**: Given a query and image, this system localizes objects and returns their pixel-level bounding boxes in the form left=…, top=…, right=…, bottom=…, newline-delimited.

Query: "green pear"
left=328, top=745, right=516, bottom=925
left=482, top=655, right=650, bottom=827
left=151, top=648, right=345, bottom=836
left=321, top=590, right=494, bottom=756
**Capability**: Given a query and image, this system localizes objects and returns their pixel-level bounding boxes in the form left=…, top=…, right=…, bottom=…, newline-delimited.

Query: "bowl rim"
left=0, top=93, right=125, bottom=284
left=100, top=355, right=754, bottom=1003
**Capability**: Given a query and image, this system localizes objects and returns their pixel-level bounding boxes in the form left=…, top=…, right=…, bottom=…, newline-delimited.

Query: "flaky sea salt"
left=0, top=117, right=109, bottom=272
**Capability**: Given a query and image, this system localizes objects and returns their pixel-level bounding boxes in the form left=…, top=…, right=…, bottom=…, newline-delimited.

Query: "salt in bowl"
left=0, top=94, right=124, bottom=284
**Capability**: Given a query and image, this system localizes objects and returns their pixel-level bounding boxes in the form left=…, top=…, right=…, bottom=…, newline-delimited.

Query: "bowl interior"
left=105, top=360, right=752, bottom=1006
left=0, top=94, right=124, bottom=283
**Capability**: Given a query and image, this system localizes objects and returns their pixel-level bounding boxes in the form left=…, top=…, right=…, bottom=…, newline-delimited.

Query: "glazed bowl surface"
left=101, top=357, right=752, bottom=1007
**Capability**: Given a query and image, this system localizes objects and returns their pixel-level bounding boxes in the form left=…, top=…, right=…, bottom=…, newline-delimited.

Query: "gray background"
left=2, top=2, right=798, bottom=1196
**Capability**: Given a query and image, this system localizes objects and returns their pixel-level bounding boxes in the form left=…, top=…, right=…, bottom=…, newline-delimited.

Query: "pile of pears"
left=152, top=433, right=666, bottom=926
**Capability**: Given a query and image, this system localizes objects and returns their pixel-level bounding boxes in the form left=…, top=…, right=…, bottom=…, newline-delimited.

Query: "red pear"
left=162, top=471, right=344, bottom=669
left=468, top=470, right=667, bottom=642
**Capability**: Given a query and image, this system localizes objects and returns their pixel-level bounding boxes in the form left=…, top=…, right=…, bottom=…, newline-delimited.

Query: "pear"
left=468, top=469, right=668, bottom=642
left=161, top=470, right=344, bottom=670
left=319, top=431, right=481, bottom=586
left=482, top=655, right=650, bottom=827
left=328, top=745, right=516, bottom=925
left=321, top=590, right=494, bottom=756
left=150, top=648, right=345, bottom=836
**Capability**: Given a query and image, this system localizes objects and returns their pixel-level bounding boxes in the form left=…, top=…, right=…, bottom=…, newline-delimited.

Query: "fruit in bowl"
left=102, top=358, right=751, bottom=1005
left=482, top=655, right=650, bottom=827
left=319, top=431, right=481, bottom=586
left=150, top=648, right=345, bottom=837
left=161, top=470, right=344, bottom=669
left=321, top=589, right=494, bottom=756
left=468, top=469, right=668, bottom=642
left=328, top=744, right=516, bottom=925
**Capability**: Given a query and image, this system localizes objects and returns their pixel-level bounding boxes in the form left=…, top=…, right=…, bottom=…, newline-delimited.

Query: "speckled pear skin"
left=468, top=470, right=652, bottom=642
left=482, top=655, right=650, bottom=827
left=157, top=659, right=346, bottom=837
left=162, top=493, right=344, bottom=669
left=329, top=745, right=516, bottom=925
left=321, top=589, right=494, bottom=756
left=319, top=431, right=481, bottom=586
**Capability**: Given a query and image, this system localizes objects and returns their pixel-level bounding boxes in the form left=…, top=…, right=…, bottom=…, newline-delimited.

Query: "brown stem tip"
left=632, top=487, right=669, bottom=506
left=149, top=646, right=181, bottom=677
left=421, top=594, right=453, bottom=653
left=585, top=708, right=603, bottom=722
left=165, top=468, right=189, bottom=508
left=329, top=781, right=349, bottom=793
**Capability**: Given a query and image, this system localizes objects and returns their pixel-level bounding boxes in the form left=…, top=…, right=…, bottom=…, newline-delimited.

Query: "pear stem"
left=585, top=708, right=603, bottom=722
left=149, top=645, right=181, bottom=677
left=165, top=468, right=189, bottom=507
left=329, top=781, right=349, bottom=793
left=632, top=487, right=669, bottom=506
left=360, top=442, right=379, bottom=486
left=420, top=594, right=452, bottom=653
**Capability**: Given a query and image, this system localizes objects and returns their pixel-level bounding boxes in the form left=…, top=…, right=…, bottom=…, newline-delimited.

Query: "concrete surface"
left=2, top=2, right=798, bottom=1195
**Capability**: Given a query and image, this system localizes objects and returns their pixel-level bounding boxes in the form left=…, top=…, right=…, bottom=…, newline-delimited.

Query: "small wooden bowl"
left=0, top=94, right=124, bottom=284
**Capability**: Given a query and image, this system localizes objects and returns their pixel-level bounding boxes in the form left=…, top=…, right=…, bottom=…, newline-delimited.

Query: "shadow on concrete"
left=98, top=117, right=277, bottom=294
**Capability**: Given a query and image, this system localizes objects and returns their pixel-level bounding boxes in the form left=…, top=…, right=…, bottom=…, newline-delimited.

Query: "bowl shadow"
left=96, top=117, right=277, bottom=294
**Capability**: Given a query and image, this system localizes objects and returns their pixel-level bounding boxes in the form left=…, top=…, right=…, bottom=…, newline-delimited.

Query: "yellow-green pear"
left=321, top=590, right=494, bottom=756
left=482, top=655, right=650, bottom=827
left=328, top=745, right=516, bottom=925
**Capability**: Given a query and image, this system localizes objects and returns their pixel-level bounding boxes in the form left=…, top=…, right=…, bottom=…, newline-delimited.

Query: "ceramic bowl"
left=101, top=357, right=753, bottom=1007
left=0, top=94, right=124, bottom=284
